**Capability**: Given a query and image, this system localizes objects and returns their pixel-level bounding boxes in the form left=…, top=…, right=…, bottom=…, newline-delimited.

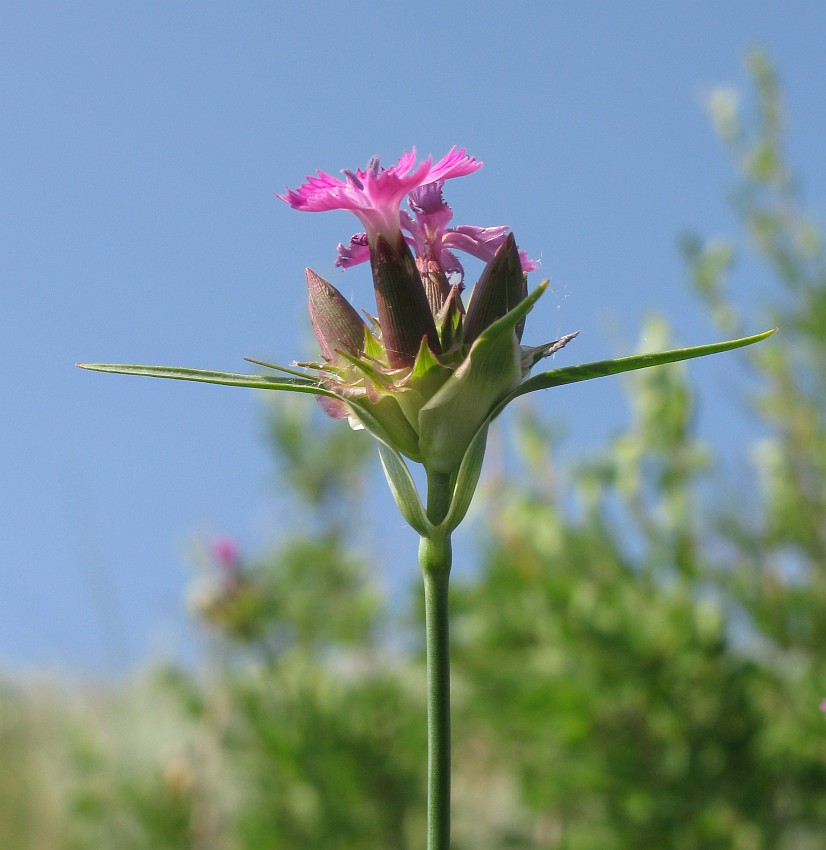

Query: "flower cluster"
left=280, top=148, right=575, bottom=476
left=80, top=148, right=773, bottom=528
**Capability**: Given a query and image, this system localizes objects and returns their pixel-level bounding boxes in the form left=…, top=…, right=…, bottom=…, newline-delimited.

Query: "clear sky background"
left=3, top=1, right=825, bottom=676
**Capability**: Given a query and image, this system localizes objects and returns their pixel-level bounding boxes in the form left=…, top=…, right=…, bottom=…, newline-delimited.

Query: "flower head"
left=281, top=147, right=576, bottom=476
left=81, top=147, right=774, bottom=534
left=279, top=147, right=481, bottom=245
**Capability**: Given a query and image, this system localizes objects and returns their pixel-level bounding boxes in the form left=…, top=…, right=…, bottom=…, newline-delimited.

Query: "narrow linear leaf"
left=501, top=328, right=777, bottom=410
left=77, top=363, right=339, bottom=398
left=243, top=358, right=319, bottom=381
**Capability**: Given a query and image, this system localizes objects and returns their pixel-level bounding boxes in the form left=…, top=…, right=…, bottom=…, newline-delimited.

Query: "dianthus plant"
left=80, top=148, right=773, bottom=850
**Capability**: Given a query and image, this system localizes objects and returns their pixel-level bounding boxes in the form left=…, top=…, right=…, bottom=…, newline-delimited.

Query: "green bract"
left=298, top=237, right=585, bottom=480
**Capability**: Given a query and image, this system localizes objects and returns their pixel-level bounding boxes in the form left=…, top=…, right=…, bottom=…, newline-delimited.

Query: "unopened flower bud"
left=306, top=269, right=366, bottom=361
left=370, top=235, right=441, bottom=368
left=463, top=232, right=524, bottom=346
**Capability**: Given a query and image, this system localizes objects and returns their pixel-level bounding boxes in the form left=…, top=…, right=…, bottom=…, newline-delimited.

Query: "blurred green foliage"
left=2, top=53, right=825, bottom=848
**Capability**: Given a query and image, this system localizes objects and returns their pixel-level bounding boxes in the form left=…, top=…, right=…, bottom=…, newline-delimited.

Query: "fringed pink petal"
left=336, top=233, right=371, bottom=268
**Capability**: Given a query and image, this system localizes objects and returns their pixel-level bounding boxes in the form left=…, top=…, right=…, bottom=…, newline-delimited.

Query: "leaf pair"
left=79, top=327, right=775, bottom=539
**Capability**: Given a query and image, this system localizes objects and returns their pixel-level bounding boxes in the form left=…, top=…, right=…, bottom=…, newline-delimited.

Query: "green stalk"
left=419, top=470, right=454, bottom=850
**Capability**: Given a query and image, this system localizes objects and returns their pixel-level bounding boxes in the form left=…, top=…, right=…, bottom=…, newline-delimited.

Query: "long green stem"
left=419, top=540, right=452, bottom=850
left=419, top=470, right=454, bottom=850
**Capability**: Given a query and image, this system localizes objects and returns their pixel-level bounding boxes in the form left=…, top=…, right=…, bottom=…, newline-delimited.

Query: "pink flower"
left=337, top=180, right=538, bottom=283
left=336, top=232, right=371, bottom=267
left=820, top=698, right=826, bottom=715
left=407, top=182, right=538, bottom=278
left=279, top=147, right=481, bottom=243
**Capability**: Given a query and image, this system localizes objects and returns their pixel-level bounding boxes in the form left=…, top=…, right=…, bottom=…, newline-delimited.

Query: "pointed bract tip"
left=463, top=232, right=526, bottom=346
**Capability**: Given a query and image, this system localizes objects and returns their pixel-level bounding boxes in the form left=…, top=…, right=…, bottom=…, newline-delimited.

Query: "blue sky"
left=3, top=1, right=825, bottom=675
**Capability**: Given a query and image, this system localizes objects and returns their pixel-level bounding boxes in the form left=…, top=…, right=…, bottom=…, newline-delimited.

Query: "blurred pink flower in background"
left=210, top=536, right=240, bottom=572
